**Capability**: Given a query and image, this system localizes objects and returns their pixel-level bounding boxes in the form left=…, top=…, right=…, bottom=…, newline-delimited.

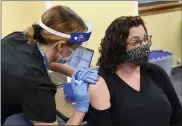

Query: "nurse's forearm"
left=49, top=62, right=76, bottom=77
left=33, top=121, right=58, bottom=125
left=66, top=109, right=85, bottom=125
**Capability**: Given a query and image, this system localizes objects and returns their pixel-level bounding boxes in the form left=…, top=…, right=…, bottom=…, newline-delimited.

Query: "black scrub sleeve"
left=148, top=63, right=182, bottom=126
left=18, top=66, right=57, bottom=123
left=85, top=105, right=112, bottom=126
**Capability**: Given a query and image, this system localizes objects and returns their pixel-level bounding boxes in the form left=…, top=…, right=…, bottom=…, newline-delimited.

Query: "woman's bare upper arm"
left=88, top=76, right=111, bottom=110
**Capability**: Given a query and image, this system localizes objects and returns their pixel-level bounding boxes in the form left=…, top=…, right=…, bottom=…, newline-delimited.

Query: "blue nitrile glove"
left=71, top=75, right=90, bottom=113
left=74, top=68, right=99, bottom=84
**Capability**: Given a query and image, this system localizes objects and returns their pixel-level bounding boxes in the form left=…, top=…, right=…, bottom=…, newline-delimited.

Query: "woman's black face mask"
left=125, top=43, right=151, bottom=66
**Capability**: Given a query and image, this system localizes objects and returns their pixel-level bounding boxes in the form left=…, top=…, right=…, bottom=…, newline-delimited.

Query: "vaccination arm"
left=49, top=62, right=76, bottom=77
left=87, top=76, right=112, bottom=125
left=89, top=76, right=111, bottom=110
left=66, top=69, right=99, bottom=125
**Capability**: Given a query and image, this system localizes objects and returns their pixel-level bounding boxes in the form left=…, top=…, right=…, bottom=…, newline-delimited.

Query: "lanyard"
left=37, top=43, right=49, bottom=70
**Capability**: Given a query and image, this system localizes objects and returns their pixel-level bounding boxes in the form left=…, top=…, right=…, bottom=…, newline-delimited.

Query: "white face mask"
left=56, top=44, right=74, bottom=64
left=56, top=56, right=68, bottom=64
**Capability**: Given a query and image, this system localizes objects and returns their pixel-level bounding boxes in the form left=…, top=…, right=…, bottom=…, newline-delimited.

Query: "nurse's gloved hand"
left=74, top=68, right=99, bottom=84
left=71, top=75, right=90, bottom=113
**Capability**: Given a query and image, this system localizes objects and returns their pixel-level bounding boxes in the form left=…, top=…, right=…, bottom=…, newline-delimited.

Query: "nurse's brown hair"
left=23, top=5, right=87, bottom=45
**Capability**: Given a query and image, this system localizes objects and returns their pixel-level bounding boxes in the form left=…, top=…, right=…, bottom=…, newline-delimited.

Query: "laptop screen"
left=67, top=46, right=94, bottom=69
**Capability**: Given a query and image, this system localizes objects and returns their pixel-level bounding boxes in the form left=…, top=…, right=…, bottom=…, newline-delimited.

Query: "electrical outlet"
left=177, top=59, right=182, bottom=65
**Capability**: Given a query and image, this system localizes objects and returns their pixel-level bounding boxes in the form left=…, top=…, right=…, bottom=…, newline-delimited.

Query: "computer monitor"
left=67, top=46, right=94, bottom=69
left=64, top=47, right=94, bottom=99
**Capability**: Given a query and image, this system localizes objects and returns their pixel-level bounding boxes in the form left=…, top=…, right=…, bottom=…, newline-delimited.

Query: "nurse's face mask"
left=56, top=42, right=79, bottom=64
left=38, top=19, right=92, bottom=64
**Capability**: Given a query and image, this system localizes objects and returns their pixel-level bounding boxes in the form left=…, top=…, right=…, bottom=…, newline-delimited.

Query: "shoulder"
left=2, top=46, right=45, bottom=81
left=89, top=76, right=111, bottom=110
left=2, top=31, right=31, bottom=55
left=2, top=32, right=26, bottom=40
left=142, top=63, right=171, bottom=88
left=143, top=63, right=169, bottom=77
left=2, top=32, right=27, bottom=43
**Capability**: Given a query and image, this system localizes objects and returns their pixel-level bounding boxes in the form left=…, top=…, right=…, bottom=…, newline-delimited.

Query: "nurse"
left=1, top=5, right=98, bottom=125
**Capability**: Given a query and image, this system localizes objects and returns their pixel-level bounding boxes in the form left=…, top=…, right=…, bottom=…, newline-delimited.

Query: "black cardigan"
left=144, top=63, right=181, bottom=125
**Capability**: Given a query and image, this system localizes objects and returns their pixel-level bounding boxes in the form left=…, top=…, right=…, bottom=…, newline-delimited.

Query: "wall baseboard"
left=171, top=65, right=182, bottom=76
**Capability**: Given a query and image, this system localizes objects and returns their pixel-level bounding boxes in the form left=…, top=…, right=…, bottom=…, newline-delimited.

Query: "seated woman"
left=86, top=16, right=182, bottom=126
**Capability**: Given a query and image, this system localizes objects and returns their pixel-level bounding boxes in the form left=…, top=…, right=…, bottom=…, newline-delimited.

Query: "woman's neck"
left=116, top=63, right=140, bottom=76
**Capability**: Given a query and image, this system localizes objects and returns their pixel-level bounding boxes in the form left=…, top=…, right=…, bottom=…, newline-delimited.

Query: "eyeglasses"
left=128, top=35, right=152, bottom=47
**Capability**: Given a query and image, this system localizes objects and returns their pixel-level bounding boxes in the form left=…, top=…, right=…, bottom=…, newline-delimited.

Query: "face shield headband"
left=38, top=19, right=92, bottom=43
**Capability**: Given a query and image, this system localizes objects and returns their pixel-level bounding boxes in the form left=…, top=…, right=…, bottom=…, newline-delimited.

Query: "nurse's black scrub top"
left=1, top=32, right=57, bottom=124
left=85, top=64, right=182, bottom=126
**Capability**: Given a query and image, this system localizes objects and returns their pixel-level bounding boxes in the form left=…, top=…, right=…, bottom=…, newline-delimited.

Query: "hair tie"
left=32, top=24, right=43, bottom=40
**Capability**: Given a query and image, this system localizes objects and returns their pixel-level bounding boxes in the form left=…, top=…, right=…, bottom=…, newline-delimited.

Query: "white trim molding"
left=45, top=1, right=52, bottom=9
left=134, top=1, right=139, bottom=16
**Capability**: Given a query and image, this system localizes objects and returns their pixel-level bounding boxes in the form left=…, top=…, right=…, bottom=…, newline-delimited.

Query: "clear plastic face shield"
left=66, top=44, right=88, bottom=68
left=39, top=19, right=92, bottom=69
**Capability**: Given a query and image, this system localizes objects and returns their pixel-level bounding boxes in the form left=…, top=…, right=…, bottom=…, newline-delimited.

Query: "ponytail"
left=23, top=24, right=51, bottom=45
left=23, top=25, right=35, bottom=44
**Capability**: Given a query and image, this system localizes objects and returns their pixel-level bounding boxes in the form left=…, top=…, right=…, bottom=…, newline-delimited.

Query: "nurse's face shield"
left=67, top=44, right=74, bottom=53
left=39, top=19, right=92, bottom=67
left=66, top=45, right=88, bottom=69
